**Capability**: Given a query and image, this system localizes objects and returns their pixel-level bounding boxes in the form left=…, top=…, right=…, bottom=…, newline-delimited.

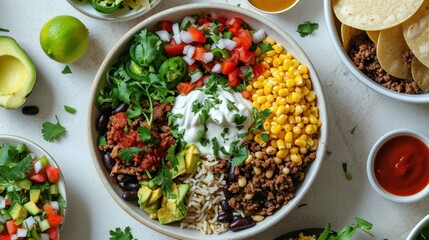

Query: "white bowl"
left=367, top=129, right=429, bottom=203
left=324, top=0, right=429, bottom=103
left=87, top=3, right=328, bottom=239
left=66, top=0, right=161, bottom=22
left=407, top=214, right=429, bottom=240
left=246, top=0, right=300, bottom=14
left=0, top=135, right=68, bottom=231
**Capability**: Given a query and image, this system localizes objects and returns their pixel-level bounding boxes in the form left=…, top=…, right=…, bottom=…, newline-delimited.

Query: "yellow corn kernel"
left=295, top=139, right=306, bottom=147
left=291, top=92, right=301, bottom=102
left=276, top=149, right=288, bottom=158
left=278, top=88, right=289, bottom=97
left=283, top=59, right=293, bottom=69
left=276, top=97, right=287, bottom=106
left=264, top=102, right=272, bottom=109
left=298, top=65, right=309, bottom=74
left=290, top=153, right=302, bottom=163
left=264, top=57, right=273, bottom=64
left=302, top=86, right=310, bottom=95
left=276, top=115, right=287, bottom=125
left=302, top=116, right=310, bottom=124
left=252, top=102, right=260, bottom=108
left=290, top=147, right=299, bottom=154
left=262, top=62, right=270, bottom=70
left=273, top=44, right=283, bottom=53
left=270, top=123, right=282, bottom=135
left=257, top=96, right=267, bottom=104
left=305, top=125, right=315, bottom=135
left=311, top=139, right=318, bottom=151
left=292, top=126, right=301, bottom=135
left=295, top=75, right=304, bottom=86
left=263, top=69, right=271, bottom=78
left=277, top=139, right=286, bottom=149
left=294, top=105, right=303, bottom=116
left=270, top=105, right=278, bottom=114
left=305, top=79, right=312, bottom=89
left=285, top=132, right=293, bottom=143
left=292, top=59, right=300, bottom=68
left=279, top=53, right=287, bottom=60
left=247, top=132, right=255, bottom=141
left=272, top=85, right=281, bottom=93
left=275, top=105, right=285, bottom=116
left=278, top=130, right=286, bottom=139
left=254, top=47, right=261, bottom=56
left=246, top=85, right=254, bottom=92
left=266, top=50, right=276, bottom=57
left=302, top=73, right=309, bottom=79
left=271, top=139, right=278, bottom=148
left=307, top=138, right=314, bottom=147
left=305, top=91, right=316, bottom=102
left=286, top=78, right=295, bottom=88
left=297, top=122, right=304, bottom=129
left=273, top=58, right=283, bottom=68
left=263, top=121, right=271, bottom=131
left=256, top=89, right=264, bottom=96
left=253, top=81, right=263, bottom=89
left=263, top=85, right=272, bottom=95
left=299, top=147, right=308, bottom=154
left=309, top=114, right=318, bottom=124
left=254, top=134, right=262, bottom=144
left=288, top=116, right=296, bottom=124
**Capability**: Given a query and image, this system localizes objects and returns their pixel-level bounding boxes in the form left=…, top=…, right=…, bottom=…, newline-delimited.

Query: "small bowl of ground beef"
left=324, top=0, right=429, bottom=103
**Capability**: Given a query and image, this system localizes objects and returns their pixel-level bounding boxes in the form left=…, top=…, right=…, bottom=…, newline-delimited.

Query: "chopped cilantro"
left=234, top=114, right=247, bottom=125
left=42, top=115, right=66, bottom=142
left=227, top=100, right=239, bottom=111
left=297, top=21, right=319, bottom=38
left=62, top=65, right=72, bottom=74
left=119, top=147, right=146, bottom=162
left=261, top=133, right=269, bottom=143
left=152, top=158, right=173, bottom=195
left=64, top=105, right=76, bottom=114
left=167, top=112, right=183, bottom=125
left=211, top=137, right=219, bottom=156
left=231, top=146, right=248, bottom=166
left=98, top=136, right=107, bottom=147
left=109, top=226, right=137, bottom=240
left=192, top=101, right=203, bottom=113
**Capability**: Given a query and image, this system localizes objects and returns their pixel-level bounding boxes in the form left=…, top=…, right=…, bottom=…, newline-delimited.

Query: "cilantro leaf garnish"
left=42, top=115, right=66, bottom=142
left=152, top=159, right=173, bottom=195
left=167, top=112, right=183, bottom=126
left=319, top=217, right=373, bottom=240
left=297, top=21, right=319, bottom=38
left=109, top=226, right=138, bottom=240
left=249, top=108, right=271, bottom=133
left=62, top=65, right=72, bottom=74
left=234, top=114, right=247, bottom=125
left=64, top=105, right=76, bottom=114
left=192, top=101, right=203, bottom=113
left=119, top=147, right=146, bottom=162
left=211, top=137, right=219, bottom=156
left=227, top=100, right=239, bottom=111
left=261, top=133, right=269, bottom=143
left=231, top=146, right=248, bottom=166
left=258, top=43, right=273, bottom=55
left=137, top=126, right=153, bottom=144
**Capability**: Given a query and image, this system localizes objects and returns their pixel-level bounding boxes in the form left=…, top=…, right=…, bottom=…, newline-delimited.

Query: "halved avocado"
left=0, top=36, right=36, bottom=109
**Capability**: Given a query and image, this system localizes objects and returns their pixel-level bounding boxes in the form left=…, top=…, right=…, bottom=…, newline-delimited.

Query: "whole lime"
left=40, top=15, right=89, bottom=63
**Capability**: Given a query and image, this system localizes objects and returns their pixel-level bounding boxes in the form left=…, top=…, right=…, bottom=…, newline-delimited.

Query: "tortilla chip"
left=366, top=31, right=379, bottom=44
left=377, top=25, right=412, bottom=79
left=411, top=57, right=429, bottom=92
left=341, top=24, right=364, bottom=52
left=332, top=0, right=424, bottom=31
left=402, top=0, right=429, bottom=68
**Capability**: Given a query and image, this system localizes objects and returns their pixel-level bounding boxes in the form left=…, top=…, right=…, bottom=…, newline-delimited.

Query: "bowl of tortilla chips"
left=324, top=0, right=429, bottom=103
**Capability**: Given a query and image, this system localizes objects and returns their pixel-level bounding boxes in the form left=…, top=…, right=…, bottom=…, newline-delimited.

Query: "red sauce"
left=374, top=135, right=429, bottom=196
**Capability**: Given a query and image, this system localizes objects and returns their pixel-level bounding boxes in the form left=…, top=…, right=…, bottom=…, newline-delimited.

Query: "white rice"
left=180, top=155, right=228, bottom=234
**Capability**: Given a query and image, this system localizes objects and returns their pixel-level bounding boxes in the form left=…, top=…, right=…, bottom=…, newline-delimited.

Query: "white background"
left=1, top=0, right=429, bottom=239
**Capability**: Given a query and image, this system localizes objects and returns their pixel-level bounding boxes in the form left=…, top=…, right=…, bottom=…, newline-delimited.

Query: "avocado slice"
left=8, top=202, right=28, bottom=223
left=23, top=201, right=41, bottom=216
left=157, top=183, right=191, bottom=224
left=184, top=144, right=200, bottom=174
left=137, top=186, right=152, bottom=208
left=171, top=150, right=186, bottom=178
left=0, top=36, right=36, bottom=109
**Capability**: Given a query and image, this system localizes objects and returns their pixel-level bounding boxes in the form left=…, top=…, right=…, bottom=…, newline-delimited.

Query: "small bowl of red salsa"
left=367, top=129, right=429, bottom=203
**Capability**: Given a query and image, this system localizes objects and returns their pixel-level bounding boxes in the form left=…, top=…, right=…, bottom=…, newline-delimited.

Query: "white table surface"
left=1, top=0, right=429, bottom=239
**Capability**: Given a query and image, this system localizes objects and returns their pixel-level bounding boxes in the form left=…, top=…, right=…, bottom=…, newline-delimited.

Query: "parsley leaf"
left=258, top=43, right=273, bottom=55
left=62, top=65, right=72, bottom=74
left=109, top=226, right=138, bottom=240
left=231, top=146, right=248, bottom=166
left=297, top=21, right=319, bottom=38
left=64, top=105, right=76, bottom=114
left=42, top=115, right=66, bottom=142
left=227, top=100, right=239, bottom=111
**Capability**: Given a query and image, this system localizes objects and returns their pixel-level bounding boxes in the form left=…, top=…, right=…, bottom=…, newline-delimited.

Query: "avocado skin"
left=0, top=36, right=36, bottom=109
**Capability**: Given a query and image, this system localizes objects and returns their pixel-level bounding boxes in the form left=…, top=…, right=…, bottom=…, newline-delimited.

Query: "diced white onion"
left=182, top=45, right=190, bottom=55
left=34, top=160, right=43, bottom=174
left=30, top=153, right=36, bottom=159
left=34, top=215, right=41, bottom=224
left=182, top=56, right=195, bottom=65
left=210, top=43, right=217, bottom=50
left=222, top=39, right=237, bottom=51
left=50, top=201, right=59, bottom=210
left=0, top=197, right=6, bottom=209
left=181, top=16, right=195, bottom=29
left=180, top=31, right=194, bottom=44
left=23, top=216, right=36, bottom=230
left=202, top=52, right=214, bottom=63
left=0, top=214, right=5, bottom=223
left=217, top=39, right=225, bottom=49
left=186, top=46, right=195, bottom=59
left=155, top=30, right=171, bottom=42
left=17, top=229, right=27, bottom=237
left=172, top=23, right=180, bottom=36
left=252, top=29, right=266, bottom=43
left=41, top=233, right=49, bottom=240
left=11, top=234, right=18, bottom=240
left=211, top=63, right=221, bottom=73
left=173, top=34, right=182, bottom=44
left=190, top=71, right=203, bottom=83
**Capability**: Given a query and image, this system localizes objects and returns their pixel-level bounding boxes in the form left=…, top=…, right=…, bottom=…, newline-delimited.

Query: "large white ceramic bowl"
left=66, top=0, right=161, bottom=21
left=324, top=0, right=429, bottom=103
left=87, top=3, right=328, bottom=239
left=0, top=135, right=68, bottom=232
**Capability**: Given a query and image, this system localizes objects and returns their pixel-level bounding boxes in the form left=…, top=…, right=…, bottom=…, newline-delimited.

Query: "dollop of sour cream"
left=172, top=86, right=253, bottom=159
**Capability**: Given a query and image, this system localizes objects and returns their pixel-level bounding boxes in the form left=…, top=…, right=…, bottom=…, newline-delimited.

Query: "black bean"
left=21, top=105, right=39, bottom=115
left=100, top=102, right=113, bottom=114
left=220, top=199, right=234, bottom=213
left=122, top=191, right=138, bottom=201
left=118, top=182, right=140, bottom=191
left=97, top=114, right=109, bottom=132
left=217, top=212, right=234, bottom=223
left=103, top=152, right=115, bottom=172
left=116, top=174, right=136, bottom=184
left=111, top=103, right=128, bottom=115
left=228, top=165, right=237, bottom=182
left=229, top=217, right=255, bottom=232
left=223, top=184, right=233, bottom=199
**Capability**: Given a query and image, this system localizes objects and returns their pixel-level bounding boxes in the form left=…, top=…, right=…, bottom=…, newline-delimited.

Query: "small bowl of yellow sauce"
left=247, top=0, right=299, bottom=14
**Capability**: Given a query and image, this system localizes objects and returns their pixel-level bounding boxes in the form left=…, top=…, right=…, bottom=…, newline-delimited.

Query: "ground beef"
left=219, top=141, right=317, bottom=217
left=100, top=101, right=175, bottom=180
left=348, top=33, right=421, bottom=94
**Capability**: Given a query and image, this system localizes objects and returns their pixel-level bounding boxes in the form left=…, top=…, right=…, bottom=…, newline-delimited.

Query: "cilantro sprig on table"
left=42, top=115, right=66, bottom=142
left=109, top=226, right=138, bottom=240
left=319, top=217, right=374, bottom=240
left=297, top=21, right=319, bottom=37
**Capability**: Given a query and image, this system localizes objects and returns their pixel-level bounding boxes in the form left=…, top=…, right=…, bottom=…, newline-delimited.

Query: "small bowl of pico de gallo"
left=367, top=129, right=429, bottom=203
left=0, top=135, right=67, bottom=240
